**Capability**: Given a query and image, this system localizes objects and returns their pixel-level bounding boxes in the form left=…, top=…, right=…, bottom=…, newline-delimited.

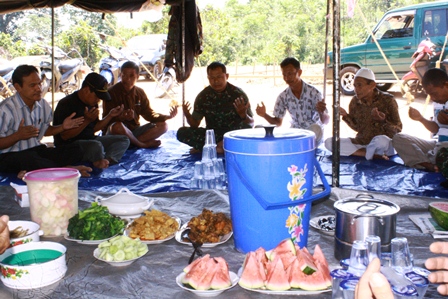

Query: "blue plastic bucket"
left=223, top=126, right=330, bottom=253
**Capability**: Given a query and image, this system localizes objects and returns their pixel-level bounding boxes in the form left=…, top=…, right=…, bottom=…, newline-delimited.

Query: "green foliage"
left=0, top=32, right=26, bottom=59
left=0, top=0, right=433, bottom=68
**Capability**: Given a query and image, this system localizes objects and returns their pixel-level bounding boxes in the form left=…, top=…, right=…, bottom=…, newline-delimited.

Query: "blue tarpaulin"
left=2, top=130, right=447, bottom=198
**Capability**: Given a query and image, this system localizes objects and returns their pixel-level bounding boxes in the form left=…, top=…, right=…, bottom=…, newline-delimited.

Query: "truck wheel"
left=339, top=66, right=359, bottom=95
left=376, top=83, right=393, bottom=92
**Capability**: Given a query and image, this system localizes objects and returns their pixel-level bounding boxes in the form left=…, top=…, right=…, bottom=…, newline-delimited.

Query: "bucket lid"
left=23, top=168, right=80, bottom=182
left=223, top=126, right=315, bottom=155
left=334, top=196, right=400, bottom=216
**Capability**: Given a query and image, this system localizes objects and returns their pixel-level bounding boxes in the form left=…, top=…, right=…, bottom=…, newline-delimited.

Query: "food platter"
left=176, top=271, right=238, bottom=297
left=124, top=217, right=181, bottom=244
left=64, top=233, right=119, bottom=245
left=175, top=223, right=233, bottom=248
left=309, top=215, right=336, bottom=236
left=237, top=268, right=331, bottom=295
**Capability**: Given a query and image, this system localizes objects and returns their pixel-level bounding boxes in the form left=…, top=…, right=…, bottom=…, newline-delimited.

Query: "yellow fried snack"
left=128, top=210, right=179, bottom=241
left=186, top=209, right=232, bottom=244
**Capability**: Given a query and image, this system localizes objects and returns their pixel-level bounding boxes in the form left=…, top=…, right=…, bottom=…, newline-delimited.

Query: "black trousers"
left=0, top=144, right=83, bottom=173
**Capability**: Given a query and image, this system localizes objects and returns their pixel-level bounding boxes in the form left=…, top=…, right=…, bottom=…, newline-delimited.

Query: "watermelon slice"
left=294, top=267, right=331, bottom=291
left=182, top=254, right=210, bottom=284
left=210, top=257, right=232, bottom=290
left=183, top=254, right=210, bottom=274
left=188, top=258, right=219, bottom=290
left=239, top=252, right=266, bottom=289
left=297, top=248, right=317, bottom=275
left=265, top=255, right=290, bottom=291
left=286, top=257, right=303, bottom=289
left=312, top=244, right=329, bottom=270
left=429, top=202, right=448, bottom=230
left=266, top=238, right=296, bottom=262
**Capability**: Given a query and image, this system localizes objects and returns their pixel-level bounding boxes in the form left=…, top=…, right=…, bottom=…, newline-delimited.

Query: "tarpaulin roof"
left=0, top=0, right=150, bottom=14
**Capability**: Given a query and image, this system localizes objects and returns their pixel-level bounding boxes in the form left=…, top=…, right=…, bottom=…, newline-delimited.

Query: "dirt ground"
left=43, top=64, right=434, bottom=143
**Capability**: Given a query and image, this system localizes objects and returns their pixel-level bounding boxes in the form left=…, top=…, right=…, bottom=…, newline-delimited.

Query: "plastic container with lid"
left=223, top=126, right=331, bottom=253
left=23, top=168, right=80, bottom=237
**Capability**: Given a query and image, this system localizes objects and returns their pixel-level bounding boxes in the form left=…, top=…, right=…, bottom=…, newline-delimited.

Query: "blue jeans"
left=74, top=135, right=130, bottom=164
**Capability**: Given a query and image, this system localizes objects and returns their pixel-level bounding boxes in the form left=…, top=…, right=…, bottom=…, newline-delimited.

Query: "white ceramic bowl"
left=95, top=188, right=154, bottom=217
left=0, top=241, right=67, bottom=289
left=8, top=220, right=44, bottom=247
left=93, top=248, right=145, bottom=267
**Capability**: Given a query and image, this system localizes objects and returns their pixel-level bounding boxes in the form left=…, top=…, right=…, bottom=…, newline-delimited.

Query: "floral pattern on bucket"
left=1, top=266, right=29, bottom=279
left=11, top=238, right=32, bottom=247
left=285, top=164, right=308, bottom=244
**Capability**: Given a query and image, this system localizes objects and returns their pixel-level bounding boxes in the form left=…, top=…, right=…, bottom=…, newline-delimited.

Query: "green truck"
left=327, top=1, right=448, bottom=95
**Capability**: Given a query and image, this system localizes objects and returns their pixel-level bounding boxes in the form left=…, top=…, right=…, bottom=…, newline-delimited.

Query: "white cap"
left=354, top=68, right=375, bottom=81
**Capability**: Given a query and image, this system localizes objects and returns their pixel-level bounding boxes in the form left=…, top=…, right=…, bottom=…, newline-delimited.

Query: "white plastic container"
left=23, top=168, right=80, bottom=237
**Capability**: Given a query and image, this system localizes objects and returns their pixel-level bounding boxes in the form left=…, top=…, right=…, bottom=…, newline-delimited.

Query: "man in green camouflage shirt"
left=177, top=62, right=254, bottom=154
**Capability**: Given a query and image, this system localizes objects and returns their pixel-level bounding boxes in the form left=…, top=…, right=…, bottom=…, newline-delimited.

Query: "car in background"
left=327, top=1, right=448, bottom=95
left=126, top=34, right=167, bottom=80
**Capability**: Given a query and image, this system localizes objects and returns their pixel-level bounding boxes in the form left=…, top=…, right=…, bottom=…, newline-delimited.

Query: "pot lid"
left=334, top=197, right=400, bottom=216
left=223, top=126, right=316, bottom=155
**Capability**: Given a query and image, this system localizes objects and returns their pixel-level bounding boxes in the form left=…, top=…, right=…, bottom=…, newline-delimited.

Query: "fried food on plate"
left=128, top=210, right=179, bottom=241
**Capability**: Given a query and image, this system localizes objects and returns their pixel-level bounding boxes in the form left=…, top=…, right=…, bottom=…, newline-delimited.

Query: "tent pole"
left=51, top=5, right=55, bottom=110
left=181, top=0, right=186, bottom=127
left=323, top=0, right=330, bottom=98
left=331, top=0, right=341, bottom=187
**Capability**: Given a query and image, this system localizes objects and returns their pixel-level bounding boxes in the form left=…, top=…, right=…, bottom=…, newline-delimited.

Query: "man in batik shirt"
left=256, top=57, right=329, bottom=145
left=177, top=61, right=254, bottom=154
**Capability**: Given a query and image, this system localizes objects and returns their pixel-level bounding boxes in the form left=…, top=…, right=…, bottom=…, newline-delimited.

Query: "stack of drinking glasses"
left=190, top=129, right=227, bottom=190
left=331, top=236, right=429, bottom=299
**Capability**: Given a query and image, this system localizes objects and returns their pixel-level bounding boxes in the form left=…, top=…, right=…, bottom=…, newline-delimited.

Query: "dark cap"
left=83, top=73, right=111, bottom=101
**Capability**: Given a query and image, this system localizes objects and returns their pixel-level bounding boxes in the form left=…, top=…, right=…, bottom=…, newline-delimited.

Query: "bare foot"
left=17, top=170, right=26, bottom=179
left=143, top=140, right=162, bottom=148
left=93, top=159, right=110, bottom=169
left=69, top=165, right=93, bottom=177
left=189, top=148, right=201, bottom=154
left=216, top=146, right=224, bottom=154
left=372, top=154, right=390, bottom=160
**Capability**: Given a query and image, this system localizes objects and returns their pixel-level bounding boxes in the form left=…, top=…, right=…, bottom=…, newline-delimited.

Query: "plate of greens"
left=66, top=202, right=127, bottom=244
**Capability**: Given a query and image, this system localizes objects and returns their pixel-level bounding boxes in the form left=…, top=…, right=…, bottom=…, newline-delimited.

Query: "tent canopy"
left=0, top=0, right=150, bottom=14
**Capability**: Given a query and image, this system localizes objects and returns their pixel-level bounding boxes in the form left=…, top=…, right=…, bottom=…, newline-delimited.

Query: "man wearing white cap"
left=325, top=68, right=402, bottom=160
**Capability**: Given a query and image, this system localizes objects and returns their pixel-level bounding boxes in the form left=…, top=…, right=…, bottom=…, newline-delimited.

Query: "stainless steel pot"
left=334, top=194, right=400, bottom=260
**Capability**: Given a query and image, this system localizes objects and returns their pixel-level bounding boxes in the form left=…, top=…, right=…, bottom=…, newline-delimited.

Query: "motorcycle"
left=99, top=45, right=138, bottom=87
left=154, top=66, right=177, bottom=98
left=40, top=45, right=88, bottom=97
left=401, top=38, right=436, bottom=95
left=0, top=59, right=16, bottom=100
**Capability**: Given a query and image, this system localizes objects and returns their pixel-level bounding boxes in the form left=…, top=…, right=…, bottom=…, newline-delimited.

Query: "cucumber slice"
left=113, top=250, right=125, bottom=261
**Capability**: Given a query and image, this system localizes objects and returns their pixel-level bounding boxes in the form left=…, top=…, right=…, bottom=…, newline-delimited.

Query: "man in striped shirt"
left=0, top=65, right=92, bottom=177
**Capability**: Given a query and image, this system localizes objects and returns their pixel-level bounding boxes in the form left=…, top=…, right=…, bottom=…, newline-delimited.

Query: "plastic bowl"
left=96, top=188, right=153, bottom=217
left=8, top=220, right=44, bottom=247
left=0, top=241, right=67, bottom=289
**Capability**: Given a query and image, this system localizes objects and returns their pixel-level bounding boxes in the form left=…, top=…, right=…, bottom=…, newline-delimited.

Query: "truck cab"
left=328, top=1, right=448, bottom=95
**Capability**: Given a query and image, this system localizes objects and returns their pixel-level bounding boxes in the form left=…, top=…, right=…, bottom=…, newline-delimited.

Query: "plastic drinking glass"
left=202, top=161, right=214, bottom=179
left=339, top=277, right=359, bottom=299
left=391, top=237, right=413, bottom=274
left=347, top=240, right=369, bottom=277
left=404, top=272, right=429, bottom=299
left=381, top=252, right=392, bottom=267
left=205, top=129, right=216, bottom=146
left=190, top=178, right=199, bottom=189
left=365, top=235, right=381, bottom=262
left=194, top=161, right=203, bottom=179
left=331, top=269, right=353, bottom=299
left=202, top=145, right=217, bottom=161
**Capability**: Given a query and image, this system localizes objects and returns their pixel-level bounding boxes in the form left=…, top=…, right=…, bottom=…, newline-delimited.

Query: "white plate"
left=176, top=271, right=238, bottom=297
left=174, top=223, right=233, bottom=248
left=237, top=267, right=331, bottom=295
left=309, top=215, right=335, bottom=236
left=93, top=248, right=144, bottom=267
left=124, top=217, right=181, bottom=244
left=64, top=233, right=119, bottom=245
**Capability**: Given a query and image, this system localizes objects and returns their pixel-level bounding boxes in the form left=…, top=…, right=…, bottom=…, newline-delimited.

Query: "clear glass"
left=391, top=237, right=413, bottom=274
left=347, top=240, right=369, bottom=277
left=365, top=235, right=382, bottom=262
left=205, top=129, right=216, bottom=146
